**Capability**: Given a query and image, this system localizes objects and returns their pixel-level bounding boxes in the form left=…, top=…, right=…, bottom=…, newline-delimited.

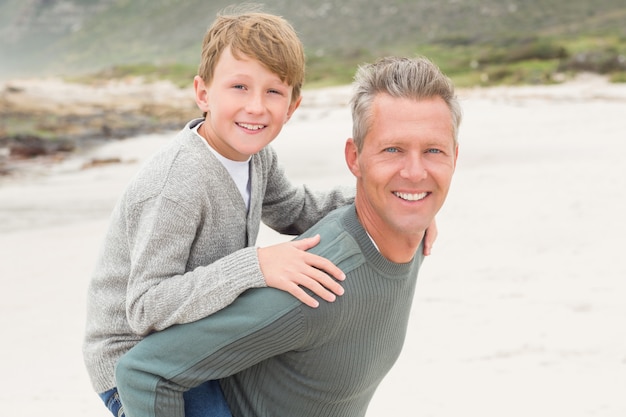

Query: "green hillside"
left=1, top=0, right=625, bottom=86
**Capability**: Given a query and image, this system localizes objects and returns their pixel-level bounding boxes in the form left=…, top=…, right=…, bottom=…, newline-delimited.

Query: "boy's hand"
left=423, top=218, right=438, bottom=256
left=257, top=234, right=345, bottom=308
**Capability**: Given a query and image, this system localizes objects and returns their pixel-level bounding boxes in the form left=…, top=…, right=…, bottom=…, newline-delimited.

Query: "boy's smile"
left=237, top=123, right=265, bottom=131
left=194, top=46, right=301, bottom=161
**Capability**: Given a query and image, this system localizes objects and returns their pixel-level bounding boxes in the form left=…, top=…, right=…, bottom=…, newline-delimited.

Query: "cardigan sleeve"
left=259, top=146, right=355, bottom=235
left=123, top=194, right=266, bottom=335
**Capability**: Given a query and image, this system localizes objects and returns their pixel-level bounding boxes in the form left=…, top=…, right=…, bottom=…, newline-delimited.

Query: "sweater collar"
left=340, top=204, right=424, bottom=278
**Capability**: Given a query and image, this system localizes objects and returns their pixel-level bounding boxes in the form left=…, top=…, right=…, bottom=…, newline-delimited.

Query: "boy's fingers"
left=291, top=235, right=321, bottom=251
left=305, top=252, right=346, bottom=282
left=303, top=267, right=344, bottom=296
left=287, top=267, right=344, bottom=305
left=423, top=221, right=438, bottom=256
left=305, top=279, right=338, bottom=302
left=290, top=236, right=346, bottom=282
left=286, top=285, right=320, bottom=308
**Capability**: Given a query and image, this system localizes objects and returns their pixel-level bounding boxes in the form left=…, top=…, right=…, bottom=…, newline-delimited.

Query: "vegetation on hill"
left=0, top=0, right=625, bottom=86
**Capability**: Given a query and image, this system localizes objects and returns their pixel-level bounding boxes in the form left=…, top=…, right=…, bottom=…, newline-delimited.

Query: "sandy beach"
left=1, top=75, right=625, bottom=416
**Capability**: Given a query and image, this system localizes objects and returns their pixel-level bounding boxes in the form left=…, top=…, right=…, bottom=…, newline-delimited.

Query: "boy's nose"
left=245, top=93, right=265, bottom=114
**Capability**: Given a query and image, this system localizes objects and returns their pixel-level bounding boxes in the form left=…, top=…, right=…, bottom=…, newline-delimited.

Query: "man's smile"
left=392, top=191, right=428, bottom=201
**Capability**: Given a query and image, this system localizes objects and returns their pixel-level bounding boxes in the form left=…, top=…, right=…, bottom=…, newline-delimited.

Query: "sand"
left=1, top=75, right=625, bottom=416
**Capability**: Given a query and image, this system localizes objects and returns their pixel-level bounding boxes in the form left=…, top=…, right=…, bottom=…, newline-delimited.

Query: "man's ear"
left=284, top=95, right=303, bottom=123
left=194, top=75, right=210, bottom=113
left=345, top=138, right=361, bottom=177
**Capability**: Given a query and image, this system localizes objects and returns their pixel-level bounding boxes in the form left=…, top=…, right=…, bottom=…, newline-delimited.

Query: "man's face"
left=346, top=93, right=458, bottom=247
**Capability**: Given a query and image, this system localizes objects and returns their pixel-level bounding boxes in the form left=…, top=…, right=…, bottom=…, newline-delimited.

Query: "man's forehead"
left=369, top=95, right=453, bottom=133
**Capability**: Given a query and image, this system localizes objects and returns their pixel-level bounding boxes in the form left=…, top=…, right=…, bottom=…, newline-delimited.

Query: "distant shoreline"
left=1, top=73, right=625, bottom=178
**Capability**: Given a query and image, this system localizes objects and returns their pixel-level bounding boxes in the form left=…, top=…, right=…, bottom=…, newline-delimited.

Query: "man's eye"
left=384, top=147, right=399, bottom=153
left=427, top=148, right=442, bottom=154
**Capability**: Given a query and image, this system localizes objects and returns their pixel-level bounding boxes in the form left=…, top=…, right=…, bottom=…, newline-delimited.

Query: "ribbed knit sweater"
left=83, top=118, right=353, bottom=393
left=115, top=204, right=424, bottom=417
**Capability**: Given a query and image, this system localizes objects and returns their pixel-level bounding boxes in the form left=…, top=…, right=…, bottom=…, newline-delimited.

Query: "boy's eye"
left=268, top=89, right=283, bottom=95
left=233, top=84, right=246, bottom=90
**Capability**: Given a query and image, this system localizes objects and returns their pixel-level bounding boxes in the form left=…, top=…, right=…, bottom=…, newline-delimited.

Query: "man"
left=115, top=55, right=462, bottom=417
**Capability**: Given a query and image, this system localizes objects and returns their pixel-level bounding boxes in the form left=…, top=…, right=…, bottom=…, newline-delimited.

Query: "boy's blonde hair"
left=198, top=10, right=305, bottom=103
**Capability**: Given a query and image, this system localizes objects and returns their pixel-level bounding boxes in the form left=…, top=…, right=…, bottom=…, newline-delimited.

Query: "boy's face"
left=194, top=46, right=301, bottom=161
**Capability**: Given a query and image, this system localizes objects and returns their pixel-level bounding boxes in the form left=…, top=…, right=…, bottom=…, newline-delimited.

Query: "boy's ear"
left=284, top=95, right=303, bottom=123
left=194, top=76, right=210, bottom=113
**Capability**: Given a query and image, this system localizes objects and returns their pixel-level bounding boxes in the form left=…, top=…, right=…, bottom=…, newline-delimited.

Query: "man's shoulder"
left=300, top=205, right=366, bottom=274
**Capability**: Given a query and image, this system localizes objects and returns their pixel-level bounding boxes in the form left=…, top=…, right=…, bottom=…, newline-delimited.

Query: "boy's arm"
left=124, top=197, right=265, bottom=336
left=259, top=146, right=355, bottom=235
left=124, top=194, right=346, bottom=334
left=116, top=288, right=303, bottom=417
left=262, top=184, right=355, bottom=235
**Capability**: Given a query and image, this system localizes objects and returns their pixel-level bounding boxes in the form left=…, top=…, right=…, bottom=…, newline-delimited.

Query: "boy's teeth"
left=238, top=123, right=264, bottom=130
left=394, top=192, right=427, bottom=201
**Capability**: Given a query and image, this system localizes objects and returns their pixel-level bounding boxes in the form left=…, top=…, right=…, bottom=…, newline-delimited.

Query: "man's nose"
left=400, top=154, right=427, bottom=180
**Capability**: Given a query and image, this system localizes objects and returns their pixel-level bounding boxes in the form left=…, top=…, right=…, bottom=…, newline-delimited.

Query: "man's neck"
left=371, top=231, right=423, bottom=263
left=355, top=209, right=423, bottom=263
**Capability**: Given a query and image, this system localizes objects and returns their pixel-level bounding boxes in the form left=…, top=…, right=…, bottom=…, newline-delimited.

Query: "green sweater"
left=83, top=118, right=353, bottom=393
left=116, top=204, right=424, bottom=417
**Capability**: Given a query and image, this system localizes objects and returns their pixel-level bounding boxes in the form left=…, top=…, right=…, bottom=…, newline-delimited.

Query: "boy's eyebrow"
left=225, top=71, right=286, bottom=82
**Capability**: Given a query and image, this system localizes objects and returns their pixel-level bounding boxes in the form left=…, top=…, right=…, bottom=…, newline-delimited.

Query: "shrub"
left=558, top=49, right=626, bottom=74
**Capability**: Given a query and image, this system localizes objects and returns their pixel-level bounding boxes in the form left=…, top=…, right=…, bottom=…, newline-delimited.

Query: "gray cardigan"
left=83, top=118, right=353, bottom=393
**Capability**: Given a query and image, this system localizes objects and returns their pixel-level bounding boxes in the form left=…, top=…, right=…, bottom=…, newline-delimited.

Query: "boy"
left=84, top=9, right=435, bottom=417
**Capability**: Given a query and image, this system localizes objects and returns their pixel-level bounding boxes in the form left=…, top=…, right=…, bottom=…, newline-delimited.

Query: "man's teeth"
left=394, top=192, right=427, bottom=201
left=238, top=123, right=265, bottom=131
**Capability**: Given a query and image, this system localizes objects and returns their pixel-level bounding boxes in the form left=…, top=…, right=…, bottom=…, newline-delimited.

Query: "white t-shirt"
left=194, top=124, right=251, bottom=210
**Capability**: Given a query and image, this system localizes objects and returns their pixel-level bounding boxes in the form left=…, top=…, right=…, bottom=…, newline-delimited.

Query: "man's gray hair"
left=350, top=56, right=462, bottom=151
